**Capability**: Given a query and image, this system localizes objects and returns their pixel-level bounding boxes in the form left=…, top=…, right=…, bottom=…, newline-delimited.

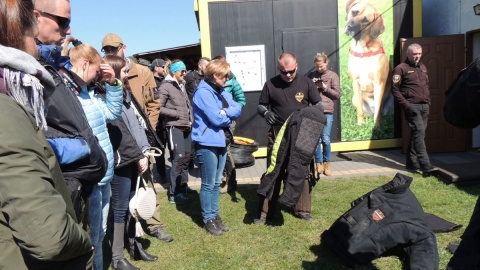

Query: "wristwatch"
left=107, top=78, right=122, bottom=87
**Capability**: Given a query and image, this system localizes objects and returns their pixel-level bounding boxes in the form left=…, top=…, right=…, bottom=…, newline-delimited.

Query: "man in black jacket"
left=34, top=0, right=107, bottom=225
left=185, top=57, right=210, bottom=103
left=151, top=58, right=168, bottom=180
left=256, top=52, right=322, bottom=223
left=391, top=43, right=437, bottom=174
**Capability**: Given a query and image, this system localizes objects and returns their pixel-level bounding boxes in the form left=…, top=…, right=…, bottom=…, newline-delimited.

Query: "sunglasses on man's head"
left=279, top=68, right=297, bottom=75
left=36, top=10, right=70, bottom=29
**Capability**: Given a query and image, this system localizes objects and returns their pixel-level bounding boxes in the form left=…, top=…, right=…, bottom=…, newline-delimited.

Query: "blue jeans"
left=89, top=183, right=111, bottom=270
left=111, top=165, right=135, bottom=224
left=196, top=145, right=227, bottom=224
left=315, top=113, right=333, bottom=163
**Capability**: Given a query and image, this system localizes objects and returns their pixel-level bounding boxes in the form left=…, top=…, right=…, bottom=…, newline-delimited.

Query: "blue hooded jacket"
left=192, top=80, right=242, bottom=147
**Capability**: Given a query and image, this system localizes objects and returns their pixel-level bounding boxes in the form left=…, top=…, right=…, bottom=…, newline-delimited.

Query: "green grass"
left=106, top=174, right=480, bottom=269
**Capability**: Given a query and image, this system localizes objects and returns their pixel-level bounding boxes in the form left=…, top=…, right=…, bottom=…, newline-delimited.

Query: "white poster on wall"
left=225, top=45, right=266, bottom=92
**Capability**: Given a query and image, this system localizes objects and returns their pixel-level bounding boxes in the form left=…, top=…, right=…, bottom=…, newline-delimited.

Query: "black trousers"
left=404, top=103, right=431, bottom=168
left=168, top=127, right=191, bottom=196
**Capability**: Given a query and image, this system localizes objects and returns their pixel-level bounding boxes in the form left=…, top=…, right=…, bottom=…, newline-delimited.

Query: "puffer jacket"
left=192, top=80, right=242, bottom=147
left=158, top=74, right=193, bottom=128
left=224, top=73, right=246, bottom=107
left=76, top=82, right=123, bottom=185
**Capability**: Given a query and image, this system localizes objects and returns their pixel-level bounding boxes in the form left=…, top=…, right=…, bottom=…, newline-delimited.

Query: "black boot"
left=112, top=223, right=139, bottom=270
left=112, top=258, right=139, bottom=270
left=130, top=238, right=158, bottom=262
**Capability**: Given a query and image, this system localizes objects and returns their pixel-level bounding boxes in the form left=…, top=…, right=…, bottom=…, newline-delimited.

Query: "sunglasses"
left=36, top=10, right=70, bottom=29
left=279, top=68, right=297, bottom=75
left=102, top=44, right=123, bottom=55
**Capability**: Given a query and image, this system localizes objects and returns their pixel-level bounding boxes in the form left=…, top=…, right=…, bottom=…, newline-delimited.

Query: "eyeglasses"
left=279, top=68, right=297, bottom=75
left=36, top=10, right=70, bottom=29
left=102, top=44, right=123, bottom=55
left=180, top=70, right=187, bottom=75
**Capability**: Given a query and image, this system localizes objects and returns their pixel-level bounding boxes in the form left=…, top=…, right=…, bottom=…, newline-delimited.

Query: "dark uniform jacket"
left=257, top=106, right=326, bottom=207
left=391, top=59, right=430, bottom=109
left=322, top=173, right=439, bottom=269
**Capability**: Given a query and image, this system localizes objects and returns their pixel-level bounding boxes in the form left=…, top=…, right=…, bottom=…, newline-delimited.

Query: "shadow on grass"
left=302, top=243, right=381, bottom=270
left=172, top=192, right=204, bottom=228
left=235, top=184, right=292, bottom=226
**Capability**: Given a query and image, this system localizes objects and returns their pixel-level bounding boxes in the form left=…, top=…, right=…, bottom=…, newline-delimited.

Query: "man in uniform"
left=256, top=52, right=322, bottom=223
left=391, top=43, right=437, bottom=173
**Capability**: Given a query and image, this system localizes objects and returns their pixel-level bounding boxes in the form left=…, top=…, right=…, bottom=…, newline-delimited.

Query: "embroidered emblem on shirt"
left=392, top=74, right=401, bottom=84
left=372, top=209, right=385, bottom=221
left=295, top=92, right=304, bottom=102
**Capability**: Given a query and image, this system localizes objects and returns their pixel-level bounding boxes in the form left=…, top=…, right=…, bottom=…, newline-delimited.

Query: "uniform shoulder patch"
left=372, top=209, right=385, bottom=221
left=392, top=74, right=401, bottom=84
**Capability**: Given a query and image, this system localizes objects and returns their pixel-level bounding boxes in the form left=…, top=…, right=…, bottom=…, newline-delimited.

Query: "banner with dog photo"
left=339, top=0, right=394, bottom=141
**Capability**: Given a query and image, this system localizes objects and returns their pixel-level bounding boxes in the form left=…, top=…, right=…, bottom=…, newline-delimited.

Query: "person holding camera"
left=307, top=52, right=340, bottom=176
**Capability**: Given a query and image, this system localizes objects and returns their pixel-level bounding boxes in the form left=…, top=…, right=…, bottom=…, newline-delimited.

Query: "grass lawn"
left=108, top=174, right=479, bottom=270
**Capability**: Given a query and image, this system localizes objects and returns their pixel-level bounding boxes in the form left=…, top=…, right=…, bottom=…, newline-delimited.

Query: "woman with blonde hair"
left=192, top=59, right=242, bottom=235
left=68, top=43, right=123, bottom=270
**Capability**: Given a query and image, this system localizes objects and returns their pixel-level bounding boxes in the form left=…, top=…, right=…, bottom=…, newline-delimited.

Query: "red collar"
left=349, top=47, right=385, bottom=57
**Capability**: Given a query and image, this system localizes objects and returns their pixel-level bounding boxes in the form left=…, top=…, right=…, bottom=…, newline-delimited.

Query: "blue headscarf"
left=170, top=61, right=186, bottom=73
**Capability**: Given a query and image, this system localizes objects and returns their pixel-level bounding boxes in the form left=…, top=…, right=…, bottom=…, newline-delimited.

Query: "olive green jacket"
left=0, top=95, right=93, bottom=270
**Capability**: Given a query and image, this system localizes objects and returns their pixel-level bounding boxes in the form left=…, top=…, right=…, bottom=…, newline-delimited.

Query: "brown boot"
left=316, top=162, right=324, bottom=175
left=324, top=162, right=332, bottom=176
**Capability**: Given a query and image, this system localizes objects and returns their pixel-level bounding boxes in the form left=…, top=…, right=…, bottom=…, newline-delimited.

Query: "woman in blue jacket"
left=192, top=60, right=242, bottom=236
left=68, top=44, right=123, bottom=270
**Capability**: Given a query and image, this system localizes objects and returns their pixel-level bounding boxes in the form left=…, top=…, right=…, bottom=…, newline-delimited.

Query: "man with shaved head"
left=256, top=52, right=322, bottom=224
left=33, top=0, right=100, bottom=269
left=33, top=0, right=71, bottom=45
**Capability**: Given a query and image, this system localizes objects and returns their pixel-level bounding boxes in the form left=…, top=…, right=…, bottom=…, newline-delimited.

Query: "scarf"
left=0, top=45, right=55, bottom=130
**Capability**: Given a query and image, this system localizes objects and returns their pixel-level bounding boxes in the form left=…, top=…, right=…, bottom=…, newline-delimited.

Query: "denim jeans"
left=111, top=165, right=136, bottom=224
left=196, top=145, right=227, bottom=224
left=315, top=113, right=333, bottom=163
left=88, top=183, right=111, bottom=270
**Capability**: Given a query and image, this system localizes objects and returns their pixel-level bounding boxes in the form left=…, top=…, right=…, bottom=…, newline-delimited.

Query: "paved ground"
left=153, top=149, right=480, bottom=191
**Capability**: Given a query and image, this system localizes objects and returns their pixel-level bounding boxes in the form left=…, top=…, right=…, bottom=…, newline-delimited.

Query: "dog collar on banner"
left=349, top=47, right=385, bottom=58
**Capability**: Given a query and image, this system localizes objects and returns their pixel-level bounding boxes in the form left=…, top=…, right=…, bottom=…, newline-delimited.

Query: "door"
left=401, top=35, right=468, bottom=153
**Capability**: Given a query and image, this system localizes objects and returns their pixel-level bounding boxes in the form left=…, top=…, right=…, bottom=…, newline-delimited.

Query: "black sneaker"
left=204, top=219, right=223, bottom=236
left=215, top=216, right=229, bottom=232
left=296, top=213, right=314, bottom=221
left=421, top=165, right=438, bottom=174
left=178, top=185, right=197, bottom=194
left=168, top=194, right=191, bottom=205
left=150, top=226, right=173, bottom=242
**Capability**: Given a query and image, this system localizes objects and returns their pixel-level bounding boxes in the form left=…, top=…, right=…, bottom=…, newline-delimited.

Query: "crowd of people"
left=2, top=0, right=475, bottom=269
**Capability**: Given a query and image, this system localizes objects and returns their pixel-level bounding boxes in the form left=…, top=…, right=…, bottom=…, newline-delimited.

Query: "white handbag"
left=129, top=175, right=156, bottom=221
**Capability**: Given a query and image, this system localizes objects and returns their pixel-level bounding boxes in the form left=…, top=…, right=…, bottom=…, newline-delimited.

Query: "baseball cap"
left=151, top=58, right=166, bottom=68
left=102, top=33, right=123, bottom=48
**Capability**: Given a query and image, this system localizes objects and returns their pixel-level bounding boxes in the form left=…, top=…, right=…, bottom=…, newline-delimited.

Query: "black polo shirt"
left=259, top=74, right=321, bottom=121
